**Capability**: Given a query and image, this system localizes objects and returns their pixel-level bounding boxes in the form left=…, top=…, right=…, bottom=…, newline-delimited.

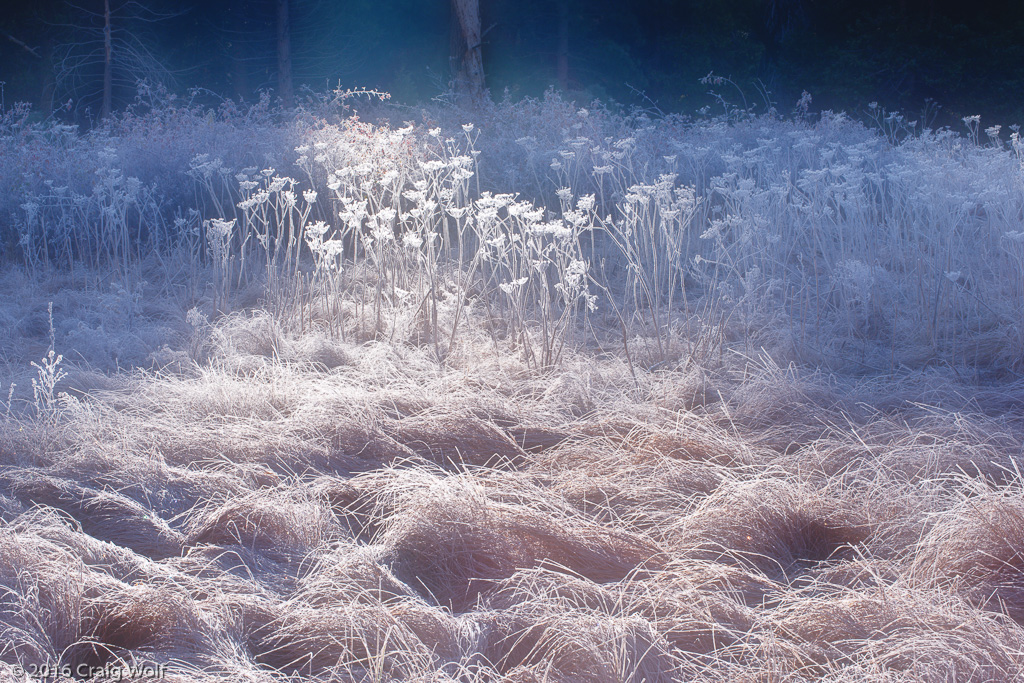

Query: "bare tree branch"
left=3, top=31, right=41, bottom=59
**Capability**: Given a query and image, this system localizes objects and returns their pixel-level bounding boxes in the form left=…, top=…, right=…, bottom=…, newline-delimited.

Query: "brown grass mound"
left=381, top=475, right=663, bottom=611
left=283, top=333, right=352, bottom=369
left=542, top=446, right=725, bottom=531
left=386, top=600, right=464, bottom=663
left=911, top=485, right=1024, bottom=622
left=799, top=410, right=1023, bottom=484
left=667, top=478, right=869, bottom=580
left=0, top=528, right=86, bottom=664
left=770, top=585, right=1024, bottom=679
left=293, top=544, right=417, bottom=607
left=863, top=617, right=1024, bottom=680
left=477, top=608, right=680, bottom=682
left=506, top=423, right=572, bottom=454
left=186, top=489, right=341, bottom=556
left=643, top=559, right=780, bottom=610
left=312, top=475, right=387, bottom=541
left=627, top=427, right=757, bottom=468
left=76, top=584, right=212, bottom=669
left=385, top=413, right=528, bottom=470
left=3, top=471, right=183, bottom=559
left=167, top=544, right=299, bottom=600
left=771, top=590, right=916, bottom=669
left=482, top=568, right=620, bottom=615
left=253, top=601, right=444, bottom=678
left=321, top=421, right=417, bottom=472
left=571, top=417, right=757, bottom=467
left=618, top=567, right=761, bottom=657
left=481, top=566, right=753, bottom=663
left=14, top=508, right=148, bottom=582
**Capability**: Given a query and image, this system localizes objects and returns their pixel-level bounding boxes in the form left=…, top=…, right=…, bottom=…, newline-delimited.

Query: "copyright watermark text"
left=13, top=663, right=167, bottom=681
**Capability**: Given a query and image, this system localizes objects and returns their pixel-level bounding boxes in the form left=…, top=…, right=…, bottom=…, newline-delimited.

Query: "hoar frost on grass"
left=1, top=90, right=1024, bottom=680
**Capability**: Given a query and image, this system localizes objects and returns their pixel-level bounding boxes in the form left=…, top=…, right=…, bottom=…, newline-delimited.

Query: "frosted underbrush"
left=2, top=90, right=1024, bottom=681
left=4, top=89, right=1024, bottom=373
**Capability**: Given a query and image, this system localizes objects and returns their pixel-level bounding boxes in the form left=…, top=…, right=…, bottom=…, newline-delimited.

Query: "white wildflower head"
left=499, top=277, right=529, bottom=295
left=21, top=201, right=39, bottom=222
left=319, top=239, right=345, bottom=270
left=308, top=220, right=330, bottom=237
left=419, top=159, right=446, bottom=172
left=370, top=223, right=394, bottom=243
left=206, top=218, right=235, bottom=239
left=564, top=259, right=587, bottom=286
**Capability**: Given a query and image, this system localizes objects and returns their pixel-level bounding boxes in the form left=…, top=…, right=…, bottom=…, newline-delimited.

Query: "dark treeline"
left=1, top=0, right=1022, bottom=126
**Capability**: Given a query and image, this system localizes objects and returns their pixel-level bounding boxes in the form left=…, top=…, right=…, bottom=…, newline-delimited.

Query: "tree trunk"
left=102, top=0, right=112, bottom=119
left=556, top=0, right=569, bottom=90
left=276, top=0, right=293, bottom=107
left=451, top=0, right=485, bottom=101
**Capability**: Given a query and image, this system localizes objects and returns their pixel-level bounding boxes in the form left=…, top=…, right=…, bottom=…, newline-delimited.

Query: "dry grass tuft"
left=912, top=484, right=1024, bottom=622
left=541, top=444, right=725, bottom=531
left=0, top=528, right=87, bottom=665
left=770, top=585, right=1024, bottom=679
left=668, top=478, right=870, bottom=580
left=625, top=425, right=756, bottom=468
left=283, top=333, right=353, bottom=369
left=381, top=474, right=663, bottom=611
left=252, top=601, right=440, bottom=678
left=77, top=584, right=212, bottom=668
left=3, top=471, right=183, bottom=559
left=186, top=489, right=341, bottom=555
left=506, top=423, right=573, bottom=454
left=13, top=508, right=148, bottom=581
left=478, top=608, right=680, bottom=682
left=386, top=412, right=528, bottom=470
left=293, top=543, right=417, bottom=607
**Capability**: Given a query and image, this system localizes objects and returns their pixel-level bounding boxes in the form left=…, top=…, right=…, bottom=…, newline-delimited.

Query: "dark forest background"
left=1, top=0, right=1022, bottom=127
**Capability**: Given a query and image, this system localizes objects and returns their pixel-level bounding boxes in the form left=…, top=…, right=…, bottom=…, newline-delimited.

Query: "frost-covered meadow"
left=2, top=90, right=1024, bottom=681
